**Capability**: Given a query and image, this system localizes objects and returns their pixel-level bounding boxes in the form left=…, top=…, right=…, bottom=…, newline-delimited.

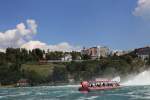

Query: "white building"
left=61, top=54, right=72, bottom=61
left=110, top=50, right=132, bottom=56
left=81, top=46, right=110, bottom=59
left=135, top=47, right=150, bottom=60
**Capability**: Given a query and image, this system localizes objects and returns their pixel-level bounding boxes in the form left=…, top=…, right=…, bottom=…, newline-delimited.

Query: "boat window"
left=88, top=84, right=91, bottom=87
left=93, top=83, right=96, bottom=86
left=89, top=83, right=96, bottom=87
left=96, top=82, right=101, bottom=87
left=110, top=83, right=112, bottom=86
left=112, top=83, right=116, bottom=87
left=116, top=83, right=119, bottom=86
left=108, top=83, right=112, bottom=86
left=102, top=83, right=105, bottom=86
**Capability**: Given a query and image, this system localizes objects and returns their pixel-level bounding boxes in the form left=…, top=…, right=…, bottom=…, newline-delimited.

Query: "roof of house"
left=135, top=47, right=150, bottom=55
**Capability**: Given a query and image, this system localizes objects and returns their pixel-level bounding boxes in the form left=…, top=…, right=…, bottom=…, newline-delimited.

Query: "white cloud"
left=21, top=41, right=81, bottom=52
left=0, top=19, right=37, bottom=49
left=27, top=19, right=37, bottom=34
left=21, top=41, right=47, bottom=50
left=0, top=19, right=80, bottom=52
left=133, top=0, right=150, bottom=19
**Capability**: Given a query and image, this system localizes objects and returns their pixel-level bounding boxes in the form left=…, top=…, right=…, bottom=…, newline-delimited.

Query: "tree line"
left=0, top=48, right=150, bottom=86
left=0, top=48, right=81, bottom=85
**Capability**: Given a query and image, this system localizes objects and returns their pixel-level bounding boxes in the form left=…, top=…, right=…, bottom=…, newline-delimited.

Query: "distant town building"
left=61, top=54, right=72, bottom=61
left=135, top=46, right=150, bottom=60
left=111, top=50, right=131, bottom=56
left=81, top=46, right=110, bottom=59
left=76, top=55, right=82, bottom=60
left=42, top=53, right=46, bottom=59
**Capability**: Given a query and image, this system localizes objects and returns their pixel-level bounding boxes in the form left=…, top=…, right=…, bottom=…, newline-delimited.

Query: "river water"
left=0, top=85, right=150, bottom=100
left=1, top=70, right=150, bottom=100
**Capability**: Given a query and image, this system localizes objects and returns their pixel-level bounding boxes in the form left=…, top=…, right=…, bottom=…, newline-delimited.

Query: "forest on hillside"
left=0, top=48, right=150, bottom=86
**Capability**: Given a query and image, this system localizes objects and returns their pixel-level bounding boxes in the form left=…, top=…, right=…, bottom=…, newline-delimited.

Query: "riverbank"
left=0, top=82, right=80, bottom=88
left=0, top=84, right=16, bottom=88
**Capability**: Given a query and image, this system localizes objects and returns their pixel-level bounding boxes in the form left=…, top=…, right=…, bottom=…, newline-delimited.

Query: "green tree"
left=46, top=51, right=63, bottom=60
left=52, top=66, right=68, bottom=82
left=70, top=51, right=81, bottom=60
left=31, top=48, right=44, bottom=61
left=81, top=54, right=91, bottom=60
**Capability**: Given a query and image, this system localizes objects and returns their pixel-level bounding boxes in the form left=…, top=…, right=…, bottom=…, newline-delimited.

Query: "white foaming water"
left=111, top=76, right=121, bottom=82
left=122, top=70, right=150, bottom=86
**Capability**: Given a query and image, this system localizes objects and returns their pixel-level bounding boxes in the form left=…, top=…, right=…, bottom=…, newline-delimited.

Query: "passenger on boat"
left=102, top=83, right=105, bottom=86
left=96, top=82, right=101, bottom=87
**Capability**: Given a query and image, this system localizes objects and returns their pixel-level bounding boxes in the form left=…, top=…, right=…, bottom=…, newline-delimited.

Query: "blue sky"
left=0, top=0, right=150, bottom=51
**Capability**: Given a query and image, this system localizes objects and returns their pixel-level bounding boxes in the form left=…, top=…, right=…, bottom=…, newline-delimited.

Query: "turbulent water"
left=0, top=70, right=150, bottom=100
left=0, top=85, right=150, bottom=100
left=122, top=70, right=150, bottom=86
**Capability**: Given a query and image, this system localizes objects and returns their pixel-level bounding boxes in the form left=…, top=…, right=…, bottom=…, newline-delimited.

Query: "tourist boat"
left=78, top=78, right=120, bottom=92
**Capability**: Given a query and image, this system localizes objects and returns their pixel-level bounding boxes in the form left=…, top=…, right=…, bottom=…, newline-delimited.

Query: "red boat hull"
left=79, top=86, right=120, bottom=92
left=79, top=79, right=120, bottom=92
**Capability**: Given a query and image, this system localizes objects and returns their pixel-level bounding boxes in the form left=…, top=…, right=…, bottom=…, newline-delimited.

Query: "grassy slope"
left=22, top=63, right=53, bottom=77
left=22, top=63, right=66, bottom=77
